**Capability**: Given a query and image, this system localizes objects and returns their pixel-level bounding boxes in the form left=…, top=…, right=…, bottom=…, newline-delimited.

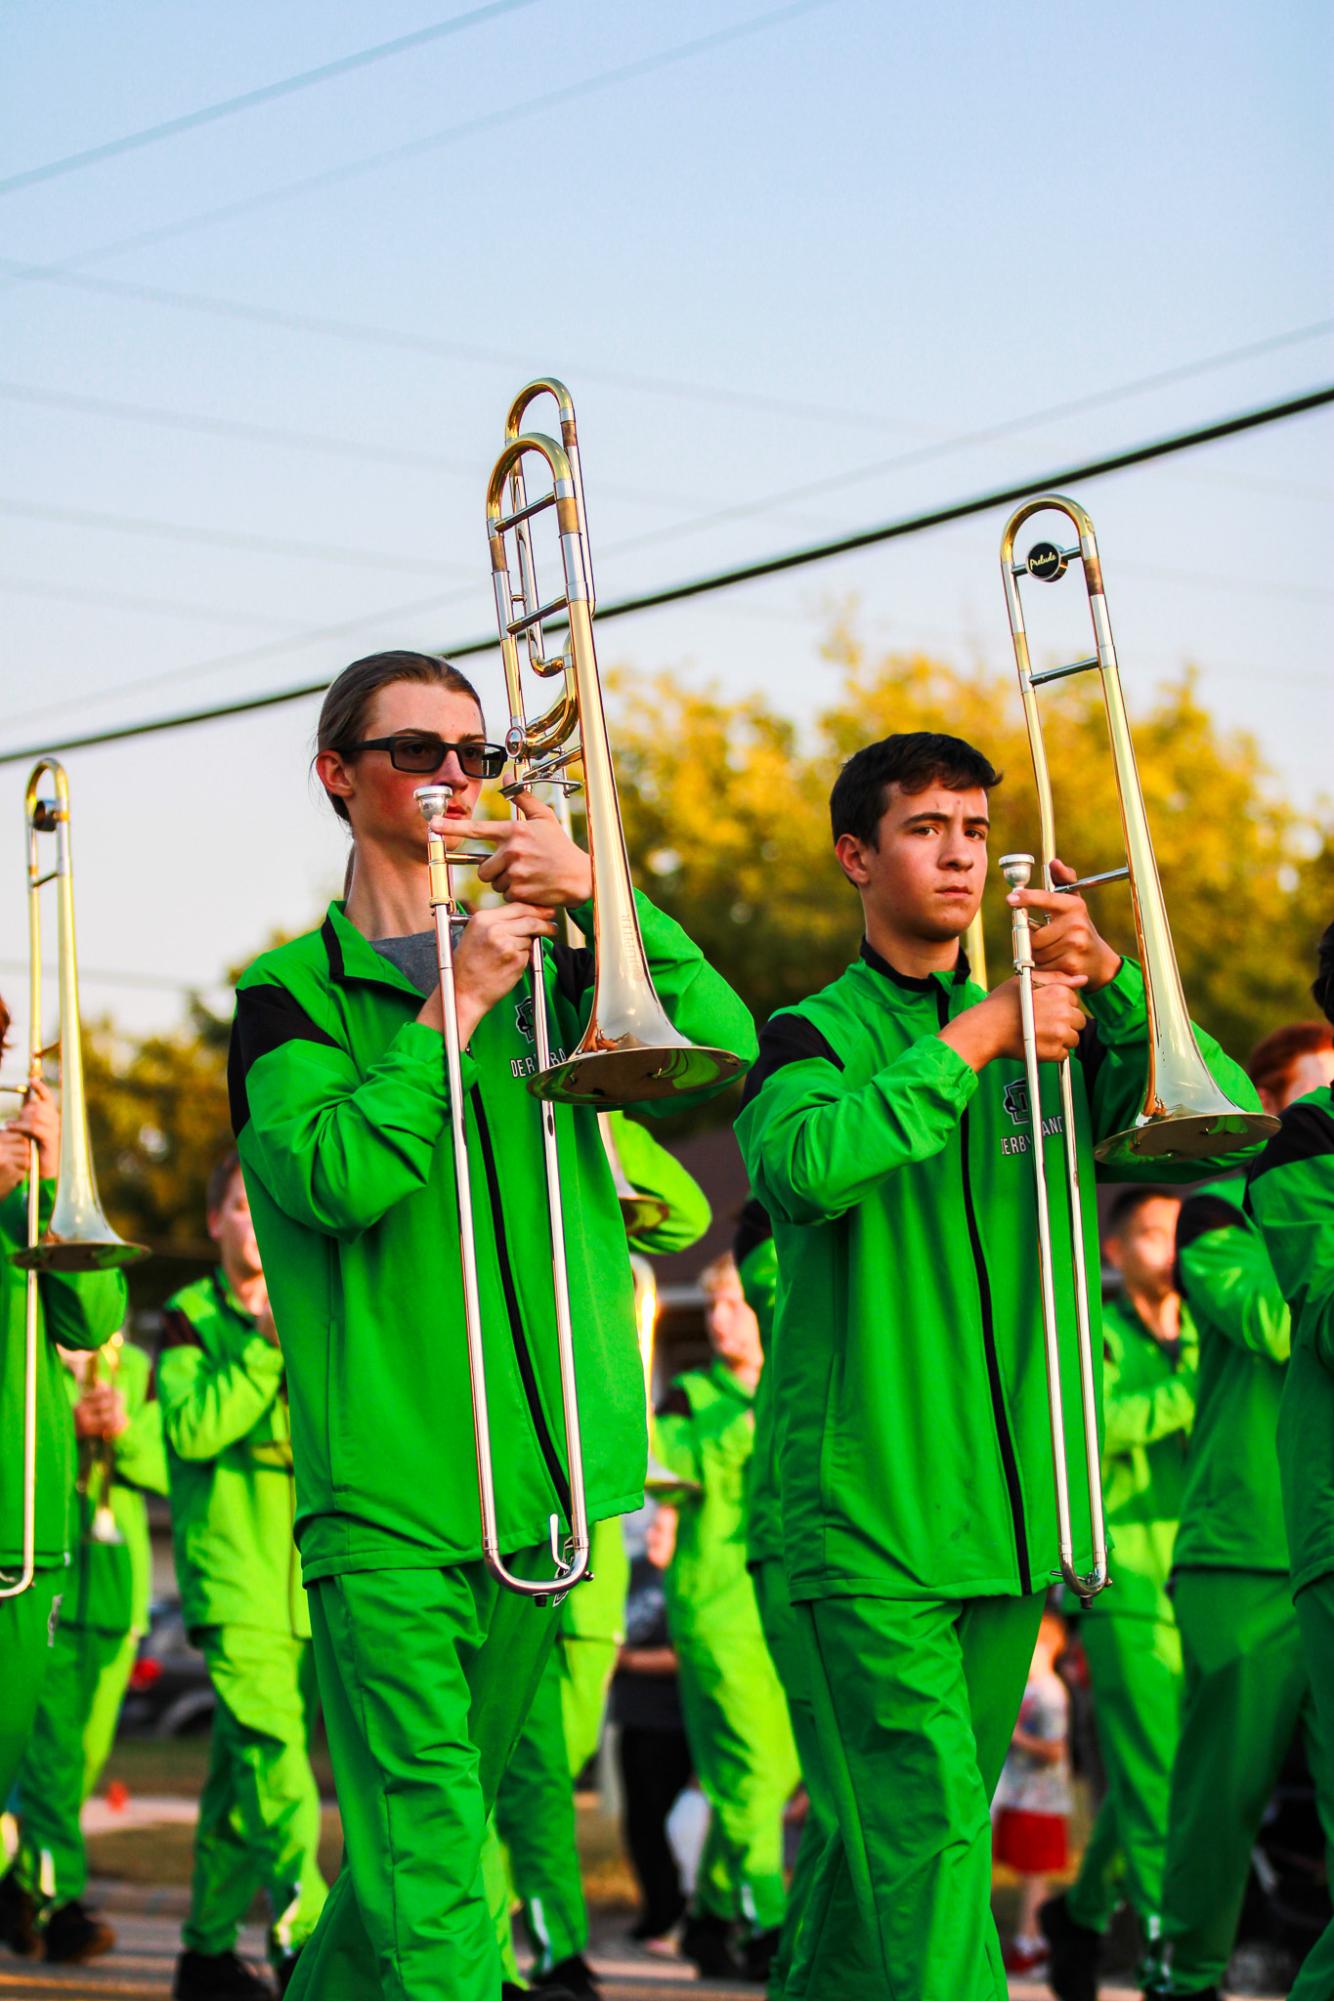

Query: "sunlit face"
left=1268, top=1047, right=1334, bottom=1115
left=835, top=784, right=990, bottom=944
left=1105, top=1195, right=1182, bottom=1297
left=704, top=1269, right=764, bottom=1374
left=316, top=681, right=489, bottom=866
left=208, top=1168, right=262, bottom=1281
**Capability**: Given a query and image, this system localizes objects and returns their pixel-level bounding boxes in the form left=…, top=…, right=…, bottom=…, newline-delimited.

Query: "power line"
left=0, top=575, right=312, bottom=633
left=1, top=2, right=839, bottom=290
left=1, top=383, right=1326, bottom=769
left=0, top=0, right=543, bottom=196
left=0, top=498, right=466, bottom=578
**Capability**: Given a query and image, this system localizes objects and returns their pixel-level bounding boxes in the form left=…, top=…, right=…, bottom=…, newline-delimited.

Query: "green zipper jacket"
left=655, top=1360, right=763, bottom=1646
left=1086, top=1295, right=1197, bottom=1622
left=228, top=894, right=754, bottom=1586
left=564, top=1115, right=712, bottom=1643
left=1172, top=1178, right=1291, bottom=1575
left=736, top=946, right=1259, bottom=1604
left=735, top=1201, right=782, bottom=1571
left=61, top=1340, right=167, bottom=1635
left=0, top=1181, right=128, bottom=1577
left=1247, top=1086, right=1334, bottom=1599
left=158, top=1270, right=306, bottom=1637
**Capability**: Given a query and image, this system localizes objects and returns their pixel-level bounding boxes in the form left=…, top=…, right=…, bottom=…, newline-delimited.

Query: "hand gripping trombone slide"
left=998, top=851, right=1107, bottom=1603
left=1, top=760, right=146, bottom=1601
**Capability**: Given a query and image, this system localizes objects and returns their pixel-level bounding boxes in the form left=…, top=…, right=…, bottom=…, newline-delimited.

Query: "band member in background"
left=159, top=1151, right=326, bottom=2001
left=1044, top=1189, right=1195, bottom=1995
left=228, top=650, right=754, bottom=2001
left=1146, top=1021, right=1334, bottom=2001
left=2, top=1330, right=166, bottom=1966
left=737, top=1196, right=879, bottom=2000
left=0, top=1004, right=128, bottom=1806
left=493, top=1116, right=713, bottom=2001
left=736, top=732, right=1261, bottom=2001
left=1214, top=947, right=1334, bottom=2001
left=654, top=1252, right=801, bottom=1984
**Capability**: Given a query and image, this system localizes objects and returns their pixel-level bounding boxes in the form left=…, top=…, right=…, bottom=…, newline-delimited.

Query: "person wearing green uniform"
left=0, top=1054, right=128, bottom=1808
left=1045, top=1189, right=1197, bottom=1993
left=161, top=1150, right=327, bottom=2001
left=1144, top=1022, right=1334, bottom=2001
left=1225, top=938, right=1334, bottom=2001
left=5, top=1333, right=166, bottom=1965
left=654, top=1251, right=801, bottom=1984
left=228, top=650, right=754, bottom=2001
left=735, top=732, right=1260, bottom=2001
left=493, top=1112, right=713, bottom=2000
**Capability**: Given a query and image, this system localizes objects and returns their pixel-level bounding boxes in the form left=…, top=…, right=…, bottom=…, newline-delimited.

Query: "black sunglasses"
left=341, top=734, right=508, bottom=779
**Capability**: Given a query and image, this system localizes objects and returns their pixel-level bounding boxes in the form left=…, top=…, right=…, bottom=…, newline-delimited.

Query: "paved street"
left=0, top=1904, right=1204, bottom=2001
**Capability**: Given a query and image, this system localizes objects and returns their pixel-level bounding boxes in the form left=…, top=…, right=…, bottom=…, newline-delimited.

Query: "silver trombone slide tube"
left=0, top=825, right=45, bottom=1599
left=999, top=853, right=1108, bottom=1604
left=416, top=787, right=590, bottom=1601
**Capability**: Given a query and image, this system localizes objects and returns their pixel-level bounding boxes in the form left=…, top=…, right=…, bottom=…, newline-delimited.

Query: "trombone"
left=996, top=497, right=1276, bottom=1603
left=1, top=761, right=147, bottom=1601
left=1000, top=497, right=1277, bottom=1162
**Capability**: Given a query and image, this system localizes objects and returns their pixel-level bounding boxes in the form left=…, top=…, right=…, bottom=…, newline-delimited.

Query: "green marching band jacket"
left=226, top=893, right=755, bottom=1588
left=735, top=945, right=1260, bottom=1605
left=0, top=1182, right=128, bottom=1580
left=61, top=1339, right=167, bottom=1637
left=158, top=1270, right=308, bottom=1638
left=1172, top=1176, right=1292, bottom=1576
left=1091, top=1294, right=1198, bottom=1622
left=1247, top=1085, right=1334, bottom=1601
left=655, top=1361, right=763, bottom=1646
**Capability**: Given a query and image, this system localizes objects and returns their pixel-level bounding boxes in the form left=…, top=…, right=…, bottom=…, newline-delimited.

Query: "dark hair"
left=1315, top=922, right=1334, bottom=1028
left=206, top=1148, right=243, bottom=1218
left=315, top=650, right=485, bottom=824
left=0, top=991, right=9, bottom=1057
left=829, top=732, right=1001, bottom=847
left=1104, top=1185, right=1178, bottom=1236
left=1247, top=1020, right=1334, bottom=1098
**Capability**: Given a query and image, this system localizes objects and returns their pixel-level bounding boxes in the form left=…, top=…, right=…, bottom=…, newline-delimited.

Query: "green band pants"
left=0, top=1570, right=62, bottom=1803
left=287, top=1554, right=557, bottom=2001
left=1066, top=1608, right=1182, bottom=1938
left=786, top=1589, right=1043, bottom=2001
left=15, top=1621, right=136, bottom=1907
left=184, top=1625, right=327, bottom=1968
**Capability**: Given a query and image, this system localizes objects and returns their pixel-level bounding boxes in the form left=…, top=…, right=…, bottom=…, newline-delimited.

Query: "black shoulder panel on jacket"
left=158, top=1307, right=202, bottom=1354
left=550, top=938, right=596, bottom=1010
left=228, top=983, right=338, bottom=1137
left=733, top=1195, right=773, bottom=1267
left=1247, top=1096, right=1334, bottom=1190
left=655, top=1384, right=693, bottom=1420
left=739, top=1012, right=845, bottom=1115
left=1176, top=1191, right=1244, bottom=1253
left=1074, top=1013, right=1108, bottom=1103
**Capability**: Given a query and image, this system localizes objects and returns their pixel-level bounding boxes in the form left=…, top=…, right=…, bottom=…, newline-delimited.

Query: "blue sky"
left=1, top=0, right=1330, bottom=1035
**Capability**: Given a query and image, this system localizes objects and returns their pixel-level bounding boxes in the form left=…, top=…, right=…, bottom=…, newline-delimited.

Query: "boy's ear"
left=834, top=833, right=870, bottom=888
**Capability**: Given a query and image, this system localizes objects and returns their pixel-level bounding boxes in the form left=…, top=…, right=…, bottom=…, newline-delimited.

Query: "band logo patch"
left=1003, top=1079, right=1030, bottom=1127
left=515, top=996, right=535, bottom=1043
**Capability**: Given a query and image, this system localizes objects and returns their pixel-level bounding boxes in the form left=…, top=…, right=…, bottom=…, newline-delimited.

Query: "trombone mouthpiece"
left=414, top=785, right=451, bottom=823
left=998, top=852, right=1035, bottom=890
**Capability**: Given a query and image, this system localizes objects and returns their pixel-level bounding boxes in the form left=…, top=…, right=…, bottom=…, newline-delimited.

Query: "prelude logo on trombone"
left=1001, top=1078, right=1065, bottom=1154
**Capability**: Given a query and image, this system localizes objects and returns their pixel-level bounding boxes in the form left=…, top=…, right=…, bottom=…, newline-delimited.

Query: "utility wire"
left=0, top=498, right=466, bottom=577
left=0, top=576, right=313, bottom=633
left=1, top=2, right=838, bottom=290
left=5, top=314, right=1331, bottom=509
left=0, top=0, right=543, bottom=196
left=1, top=383, right=1327, bottom=770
